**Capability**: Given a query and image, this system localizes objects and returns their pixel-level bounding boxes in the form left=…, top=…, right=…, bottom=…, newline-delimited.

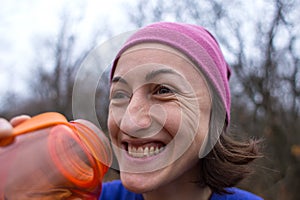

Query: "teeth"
left=149, top=146, right=155, bottom=156
left=143, top=147, right=149, bottom=156
left=128, top=145, right=165, bottom=158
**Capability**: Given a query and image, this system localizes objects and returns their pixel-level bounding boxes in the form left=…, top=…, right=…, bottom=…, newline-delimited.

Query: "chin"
left=120, top=171, right=160, bottom=194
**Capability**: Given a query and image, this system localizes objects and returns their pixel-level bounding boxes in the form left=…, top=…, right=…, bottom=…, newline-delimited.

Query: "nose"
left=120, top=90, right=152, bottom=135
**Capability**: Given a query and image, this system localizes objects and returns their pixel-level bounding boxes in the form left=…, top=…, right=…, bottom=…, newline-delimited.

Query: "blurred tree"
left=1, top=10, right=111, bottom=124
left=125, top=0, right=300, bottom=199
left=29, top=16, right=82, bottom=119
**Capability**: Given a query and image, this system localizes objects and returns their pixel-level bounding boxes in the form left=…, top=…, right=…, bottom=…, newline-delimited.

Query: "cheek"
left=107, top=108, right=120, bottom=143
left=160, top=100, right=201, bottom=144
left=171, top=97, right=210, bottom=153
left=178, top=98, right=202, bottom=134
left=156, top=98, right=202, bottom=137
left=163, top=106, right=182, bottom=137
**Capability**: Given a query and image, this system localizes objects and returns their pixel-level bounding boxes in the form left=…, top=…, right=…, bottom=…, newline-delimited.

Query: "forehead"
left=114, top=43, right=205, bottom=84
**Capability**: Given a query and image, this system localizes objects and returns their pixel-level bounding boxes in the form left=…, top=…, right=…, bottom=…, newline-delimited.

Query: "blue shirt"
left=100, top=180, right=263, bottom=200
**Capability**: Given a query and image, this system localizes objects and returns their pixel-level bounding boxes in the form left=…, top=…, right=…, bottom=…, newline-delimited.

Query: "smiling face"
left=108, top=43, right=212, bottom=193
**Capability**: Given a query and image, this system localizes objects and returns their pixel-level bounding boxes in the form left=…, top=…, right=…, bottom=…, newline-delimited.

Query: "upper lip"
left=122, top=139, right=166, bottom=148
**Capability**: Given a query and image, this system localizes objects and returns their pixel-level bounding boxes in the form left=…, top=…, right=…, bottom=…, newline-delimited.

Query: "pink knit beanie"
left=111, top=22, right=231, bottom=125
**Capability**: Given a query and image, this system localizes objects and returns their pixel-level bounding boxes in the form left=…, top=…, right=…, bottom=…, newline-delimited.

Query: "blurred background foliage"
left=1, top=0, right=299, bottom=199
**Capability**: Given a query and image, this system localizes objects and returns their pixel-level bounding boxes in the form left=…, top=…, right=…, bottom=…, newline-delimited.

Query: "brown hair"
left=199, top=132, right=261, bottom=194
left=198, top=81, right=262, bottom=194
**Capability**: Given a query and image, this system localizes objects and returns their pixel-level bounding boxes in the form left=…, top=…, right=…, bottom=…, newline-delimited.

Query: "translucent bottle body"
left=0, top=113, right=112, bottom=200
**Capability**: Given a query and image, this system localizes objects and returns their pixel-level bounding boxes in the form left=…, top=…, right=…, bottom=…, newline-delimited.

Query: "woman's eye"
left=154, top=85, right=174, bottom=95
left=111, top=91, right=130, bottom=100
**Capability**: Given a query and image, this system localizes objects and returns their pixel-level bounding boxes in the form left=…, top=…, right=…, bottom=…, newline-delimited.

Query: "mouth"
left=122, top=142, right=166, bottom=158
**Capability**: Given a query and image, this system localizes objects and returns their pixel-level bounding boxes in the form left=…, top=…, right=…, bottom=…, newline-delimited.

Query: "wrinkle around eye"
left=152, top=83, right=194, bottom=97
left=153, top=89, right=200, bottom=106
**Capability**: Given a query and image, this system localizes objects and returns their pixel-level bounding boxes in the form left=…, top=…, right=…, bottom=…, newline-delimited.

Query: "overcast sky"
left=0, top=0, right=130, bottom=99
left=1, top=0, right=299, bottom=106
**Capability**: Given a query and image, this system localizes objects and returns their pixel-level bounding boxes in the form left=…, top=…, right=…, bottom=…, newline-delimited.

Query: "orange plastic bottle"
left=0, top=112, right=112, bottom=200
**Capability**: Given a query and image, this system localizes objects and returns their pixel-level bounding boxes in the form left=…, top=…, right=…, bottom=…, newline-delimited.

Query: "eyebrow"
left=111, top=76, right=128, bottom=85
left=111, top=68, right=183, bottom=84
left=145, top=68, right=183, bottom=81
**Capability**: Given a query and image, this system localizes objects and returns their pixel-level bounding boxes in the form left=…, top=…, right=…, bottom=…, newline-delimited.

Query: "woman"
left=0, top=22, right=262, bottom=199
left=102, top=22, right=262, bottom=200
